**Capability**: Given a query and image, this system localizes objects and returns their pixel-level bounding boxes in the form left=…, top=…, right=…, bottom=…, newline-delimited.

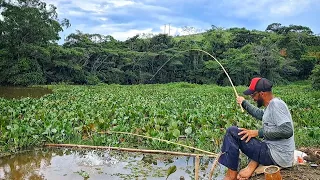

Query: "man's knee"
left=226, top=126, right=239, bottom=136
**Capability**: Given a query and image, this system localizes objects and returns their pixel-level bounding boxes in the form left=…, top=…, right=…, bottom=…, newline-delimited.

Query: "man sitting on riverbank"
left=218, top=77, right=295, bottom=180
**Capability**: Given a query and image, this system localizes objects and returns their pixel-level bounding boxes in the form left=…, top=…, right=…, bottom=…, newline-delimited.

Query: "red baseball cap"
left=243, top=77, right=273, bottom=95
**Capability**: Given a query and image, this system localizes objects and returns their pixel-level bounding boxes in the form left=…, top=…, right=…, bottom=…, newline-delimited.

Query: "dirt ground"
left=251, top=147, right=320, bottom=180
left=251, top=165, right=320, bottom=180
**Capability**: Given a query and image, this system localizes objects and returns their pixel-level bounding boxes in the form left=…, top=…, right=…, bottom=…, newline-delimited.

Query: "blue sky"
left=41, top=0, right=320, bottom=42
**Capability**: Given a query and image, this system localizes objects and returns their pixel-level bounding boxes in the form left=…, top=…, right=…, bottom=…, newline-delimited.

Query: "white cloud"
left=73, top=23, right=156, bottom=41
left=44, top=0, right=67, bottom=6
left=269, top=0, right=311, bottom=16
left=43, top=0, right=320, bottom=43
left=0, top=5, right=4, bottom=21
left=111, top=28, right=154, bottom=40
left=75, top=22, right=141, bottom=39
left=133, top=2, right=170, bottom=12
left=99, top=17, right=108, bottom=21
left=0, top=8, right=3, bottom=21
left=67, top=23, right=204, bottom=41
left=43, top=0, right=170, bottom=20
left=42, top=0, right=174, bottom=41
left=92, top=22, right=136, bottom=32
left=219, top=0, right=270, bottom=18
left=78, top=23, right=167, bottom=40
left=221, top=0, right=314, bottom=19
left=109, top=0, right=135, bottom=7
left=44, top=0, right=167, bottom=15
left=153, top=14, right=209, bottom=29
left=160, top=24, right=205, bottom=36
left=73, top=1, right=104, bottom=13
left=68, top=10, right=85, bottom=16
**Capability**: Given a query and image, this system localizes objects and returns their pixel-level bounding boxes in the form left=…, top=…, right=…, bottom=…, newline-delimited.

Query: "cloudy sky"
left=41, top=0, right=320, bottom=43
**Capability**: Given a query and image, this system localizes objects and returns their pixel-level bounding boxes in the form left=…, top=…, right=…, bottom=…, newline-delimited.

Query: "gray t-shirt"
left=263, top=98, right=295, bottom=167
left=242, top=98, right=295, bottom=167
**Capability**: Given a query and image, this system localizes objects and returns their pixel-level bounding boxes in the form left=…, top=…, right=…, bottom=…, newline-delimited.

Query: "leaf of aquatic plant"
left=185, top=127, right=192, bottom=135
left=2, top=83, right=319, bottom=155
left=171, top=121, right=178, bottom=129
left=76, top=170, right=90, bottom=179
left=166, top=165, right=177, bottom=180
left=172, top=129, right=180, bottom=138
left=51, top=128, right=57, bottom=133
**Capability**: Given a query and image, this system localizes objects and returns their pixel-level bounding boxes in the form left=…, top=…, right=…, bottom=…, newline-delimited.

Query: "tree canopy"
left=1, top=0, right=320, bottom=87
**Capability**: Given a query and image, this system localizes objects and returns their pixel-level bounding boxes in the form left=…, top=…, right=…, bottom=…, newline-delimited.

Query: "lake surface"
left=0, top=148, right=225, bottom=180
left=0, top=86, right=53, bottom=99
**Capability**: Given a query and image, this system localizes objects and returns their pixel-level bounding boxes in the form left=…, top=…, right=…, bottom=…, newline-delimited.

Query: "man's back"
left=263, top=98, right=295, bottom=167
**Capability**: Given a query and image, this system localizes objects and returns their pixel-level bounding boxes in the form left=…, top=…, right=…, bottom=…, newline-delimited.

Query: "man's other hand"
left=238, top=128, right=258, bottom=143
left=237, top=96, right=245, bottom=105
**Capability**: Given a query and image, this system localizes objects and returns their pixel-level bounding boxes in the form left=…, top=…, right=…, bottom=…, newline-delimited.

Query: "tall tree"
left=0, top=0, right=69, bottom=85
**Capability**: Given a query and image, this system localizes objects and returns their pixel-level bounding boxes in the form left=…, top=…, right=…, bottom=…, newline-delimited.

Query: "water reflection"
left=0, top=87, right=53, bottom=99
left=0, top=148, right=225, bottom=180
left=0, top=150, right=52, bottom=180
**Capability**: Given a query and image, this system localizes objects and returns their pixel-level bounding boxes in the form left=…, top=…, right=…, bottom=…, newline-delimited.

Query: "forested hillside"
left=1, top=0, right=320, bottom=88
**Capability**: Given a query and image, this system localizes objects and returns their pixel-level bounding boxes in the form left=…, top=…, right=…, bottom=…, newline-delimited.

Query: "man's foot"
left=237, top=167, right=253, bottom=180
left=236, top=160, right=259, bottom=180
left=224, top=169, right=237, bottom=180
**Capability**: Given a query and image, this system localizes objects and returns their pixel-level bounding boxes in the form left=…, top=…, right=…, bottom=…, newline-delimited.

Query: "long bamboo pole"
left=149, top=49, right=244, bottom=112
left=45, top=143, right=217, bottom=157
left=189, top=49, right=244, bottom=112
left=195, top=155, right=200, bottom=180
left=99, top=131, right=217, bottom=156
left=208, top=152, right=223, bottom=179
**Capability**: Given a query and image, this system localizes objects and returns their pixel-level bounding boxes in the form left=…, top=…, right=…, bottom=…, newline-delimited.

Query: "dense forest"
left=1, top=0, right=320, bottom=89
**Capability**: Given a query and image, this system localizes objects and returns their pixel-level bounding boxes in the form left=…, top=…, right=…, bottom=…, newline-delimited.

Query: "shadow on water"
left=0, top=148, right=225, bottom=180
left=0, top=87, right=53, bottom=99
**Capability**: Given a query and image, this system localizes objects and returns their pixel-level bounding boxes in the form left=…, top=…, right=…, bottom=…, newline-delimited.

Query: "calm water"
left=0, top=87, right=53, bottom=99
left=0, top=148, right=225, bottom=180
